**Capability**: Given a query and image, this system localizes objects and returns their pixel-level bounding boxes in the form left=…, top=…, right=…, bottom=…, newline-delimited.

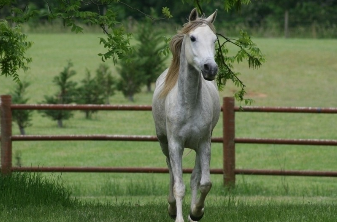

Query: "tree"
left=0, top=20, right=32, bottom=82
left=1, top=0, right=265, bottom=104
left=76, top=69, right=105, bottom=119
left=94, top=64, right=117, bottom=104
left=116, top=52, right=144, bottom=102
left=10, top=80, right=33, bottom=135
left=136, top=17, right=168, bottom=92
left=39, top=61, right=77, bottom=127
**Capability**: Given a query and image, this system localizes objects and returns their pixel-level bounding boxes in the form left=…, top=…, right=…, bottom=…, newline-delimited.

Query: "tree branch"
left=217, top=32, right=262, bottom=68
left=194, top=0, right=204, bottom=16
left=119, top=1, right=166, bottom=21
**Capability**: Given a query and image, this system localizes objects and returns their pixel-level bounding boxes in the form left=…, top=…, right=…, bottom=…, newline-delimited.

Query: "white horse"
left=152, top=8, right=220, bottom=222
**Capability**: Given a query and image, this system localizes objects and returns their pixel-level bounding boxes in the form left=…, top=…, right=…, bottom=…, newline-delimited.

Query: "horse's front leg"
left=168, top=140, right=185, bottom=222
left=159, top=140, right=177, bottom=219
left=189, top=141, right=212, bottom=221
left=189, top=153, right=201, bottom=221
left=166, top=157, right=177, bottom=219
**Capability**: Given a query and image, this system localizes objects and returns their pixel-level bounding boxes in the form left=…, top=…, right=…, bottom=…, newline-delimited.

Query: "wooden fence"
left=1, top=95, right=337, bottom=186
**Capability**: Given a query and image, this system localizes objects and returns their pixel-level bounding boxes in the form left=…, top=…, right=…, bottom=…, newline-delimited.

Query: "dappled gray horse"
left=152, top=8, right=220, bottom=222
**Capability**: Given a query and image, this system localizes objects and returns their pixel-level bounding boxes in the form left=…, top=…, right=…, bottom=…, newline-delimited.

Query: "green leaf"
left=162, top=7, right=173, bottom=19
left=0, top=21, right=32, bottom=82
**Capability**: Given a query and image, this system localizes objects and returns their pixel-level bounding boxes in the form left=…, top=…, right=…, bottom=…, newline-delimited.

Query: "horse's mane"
left=159, top=18, right=216, bottom=98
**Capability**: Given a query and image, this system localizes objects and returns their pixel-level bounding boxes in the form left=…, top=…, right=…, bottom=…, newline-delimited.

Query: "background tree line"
left=1, top=0, right=336, bottom=38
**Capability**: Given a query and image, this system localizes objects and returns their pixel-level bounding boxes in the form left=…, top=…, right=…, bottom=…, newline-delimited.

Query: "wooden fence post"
left=223, top=97, right=235, bottom=187
left=1, top=95, right=12, bottom=175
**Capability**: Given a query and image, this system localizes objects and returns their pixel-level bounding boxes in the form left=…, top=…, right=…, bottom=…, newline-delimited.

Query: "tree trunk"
left=128, top=94, right=134, bottom=102
left=105, top=96, right=110, bottom=104
left=284, top=10, right=289, bottom=38
left=58, top=119, right=63, bottom=128
left=312, top=20, right=317, bottom=38
left=85, top=110, right=91, bottom=119
left=19, top=126, right=25, bottom=135
left=15, top=152, right=22, bottom=167
left=147, top=82, right=152, bottom=93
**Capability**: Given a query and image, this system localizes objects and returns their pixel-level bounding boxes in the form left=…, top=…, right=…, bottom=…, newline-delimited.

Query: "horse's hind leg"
left=189, top=142, right=212, bottom=221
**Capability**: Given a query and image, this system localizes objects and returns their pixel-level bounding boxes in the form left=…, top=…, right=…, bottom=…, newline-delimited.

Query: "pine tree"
left=136, top=18, right=168, bottom=92
left=39, top=61, right=77, bottom=127
left=10, top=80, right=33, bottom=135
left=94, top=64, right=116, bottom=104
left=116, top=52, right=144, bottom=102
left=77, top=69, right=105, bottom=119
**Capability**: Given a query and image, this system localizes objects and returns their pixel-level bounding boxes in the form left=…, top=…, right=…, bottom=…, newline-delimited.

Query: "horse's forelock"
left=170, top=20, right=215, bottom=55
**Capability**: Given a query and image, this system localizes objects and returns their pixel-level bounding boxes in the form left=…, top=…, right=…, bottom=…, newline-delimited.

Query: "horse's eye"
left=190, top=36, right=196, bottom=42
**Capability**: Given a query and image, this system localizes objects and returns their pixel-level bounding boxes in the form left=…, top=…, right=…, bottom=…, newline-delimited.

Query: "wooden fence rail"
left=1, top=95, right=337, bottom=187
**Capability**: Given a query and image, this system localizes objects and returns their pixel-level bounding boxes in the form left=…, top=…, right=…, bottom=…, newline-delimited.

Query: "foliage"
left=46, top=1, right=134, bottom=64
left=0, top=20, right=32, bottom=82
left=52, top=61, right=78, bottom=104
left=190, top=3, right=265, bottom=104
left=94, top=63, right=116, bottom=104
left=136, top=17, right=168, bottom=92
left=116, top=52, right=144, bottom=102
left=215, top=30, right=264, bottom=104
left=39, top=61, right=77, bottom=127
left=76, top=69, right=105, bottom=119
left=76, top=64, right=117, bottom=119
left=39, top=95, right=73, bottom=128
left=162, top=7, right=173, bottom=18
left=184, top=0, right=251, bottom=12
left=0, top=0, right=267, bottom=103
left=10, top=80, right=33, bottom=135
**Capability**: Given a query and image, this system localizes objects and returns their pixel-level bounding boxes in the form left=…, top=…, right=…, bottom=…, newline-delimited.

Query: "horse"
left=152, top=8, right=220, bottom=222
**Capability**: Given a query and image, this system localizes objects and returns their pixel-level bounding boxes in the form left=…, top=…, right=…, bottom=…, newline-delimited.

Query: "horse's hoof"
left=169, top=213, right=177, bottom=220
left=168, top=205, right=177, bottom=220
left=188, top=212, right=204, bottom=221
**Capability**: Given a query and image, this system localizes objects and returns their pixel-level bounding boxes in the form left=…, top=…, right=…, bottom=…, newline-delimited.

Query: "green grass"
left=1, top=34, right=337, bottom=220
left=1, top=173, right=336, bottom=222
left=0, top=173, right=76, bottom=207
left=1, top=198, right=336, bottom=222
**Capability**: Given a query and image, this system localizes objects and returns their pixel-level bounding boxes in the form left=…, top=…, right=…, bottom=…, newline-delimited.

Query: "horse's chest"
left=167, top=107, right=213, bottom=146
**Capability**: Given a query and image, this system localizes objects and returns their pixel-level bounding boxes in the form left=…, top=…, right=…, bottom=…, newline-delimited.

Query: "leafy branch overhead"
left=215, top=31, right=265, bottom=104
left=46, top=1, right=134, bottom=65
left=192, top=1, right=264, bottom=104
left=0, top=20, right=32, bottom=82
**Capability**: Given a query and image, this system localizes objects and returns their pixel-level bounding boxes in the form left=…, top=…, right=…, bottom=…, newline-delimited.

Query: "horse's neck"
left=177, top=61, right=202, bottom=108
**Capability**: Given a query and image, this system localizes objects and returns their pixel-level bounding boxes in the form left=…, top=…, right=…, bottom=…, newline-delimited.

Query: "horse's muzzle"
left=202, top=61, right=218, bottom=81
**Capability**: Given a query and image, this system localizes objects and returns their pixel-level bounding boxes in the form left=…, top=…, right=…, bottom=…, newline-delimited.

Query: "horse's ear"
left=189, top=8, right=198, bottom=22
left=206, top=9, right=217, bottom=24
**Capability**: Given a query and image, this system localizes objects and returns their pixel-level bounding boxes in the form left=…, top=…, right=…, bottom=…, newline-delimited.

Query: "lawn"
left=0, top=34, right=337, bottom=221
left=1, top=173, right=336, bottom=222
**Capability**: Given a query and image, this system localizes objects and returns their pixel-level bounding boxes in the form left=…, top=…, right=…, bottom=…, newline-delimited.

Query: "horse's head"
left=184, top=8, right=218, bottom=81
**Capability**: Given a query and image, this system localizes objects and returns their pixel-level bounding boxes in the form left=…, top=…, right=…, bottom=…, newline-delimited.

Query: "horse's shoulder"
left=155, top=69, right=168, bottom=86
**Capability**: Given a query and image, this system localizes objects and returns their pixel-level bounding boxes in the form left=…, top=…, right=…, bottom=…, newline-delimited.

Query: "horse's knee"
left=199, top=181, right=212, bottom=194
left=173, top=182, right=186, bottom=198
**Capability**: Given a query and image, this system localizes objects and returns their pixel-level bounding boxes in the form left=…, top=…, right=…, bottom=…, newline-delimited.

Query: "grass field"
left=1, top=173, right=336, bottom=222
left=0, top=34, right=337, bottom=221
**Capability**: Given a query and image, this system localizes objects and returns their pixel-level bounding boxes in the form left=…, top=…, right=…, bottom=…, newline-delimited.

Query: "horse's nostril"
left=204, top=64, right=210, bottom=71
